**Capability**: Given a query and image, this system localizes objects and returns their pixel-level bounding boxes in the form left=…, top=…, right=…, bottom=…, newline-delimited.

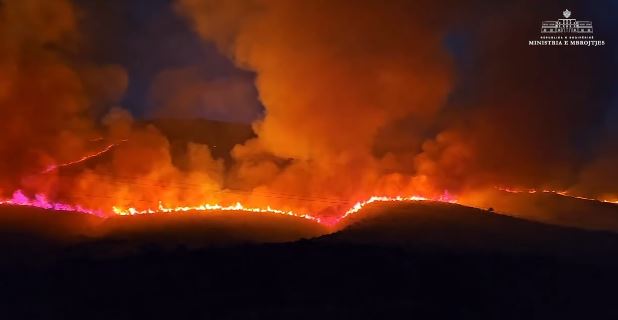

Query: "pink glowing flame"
left=0, top=190, right=103, bottom=216
left=0, top=188, right=458, bottom=226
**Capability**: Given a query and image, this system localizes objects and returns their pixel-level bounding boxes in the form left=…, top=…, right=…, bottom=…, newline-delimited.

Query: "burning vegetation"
left=0, top=0, right=616, bottom=230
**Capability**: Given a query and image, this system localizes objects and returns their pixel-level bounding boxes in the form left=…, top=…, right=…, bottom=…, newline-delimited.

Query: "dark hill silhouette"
left=2, top=200, right=618, bottom=319
left=100, top=211, right=329, bottom=248
left=0, top=205, right=103, bottom=240
left=324, top=201, right=618, bottom=262
left=464, top=189, right=618, bottom=232
left=0, top=205, right=328, bottom=266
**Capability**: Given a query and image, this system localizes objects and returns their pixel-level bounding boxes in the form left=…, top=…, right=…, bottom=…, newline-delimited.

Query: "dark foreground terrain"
left=2, top=201, right=618, bottom=319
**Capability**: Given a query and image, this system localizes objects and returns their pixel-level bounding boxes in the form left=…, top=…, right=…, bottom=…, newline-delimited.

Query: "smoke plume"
left=175, top=0, right=459, bottom=214
left=1, top=0, right=617, bottom=219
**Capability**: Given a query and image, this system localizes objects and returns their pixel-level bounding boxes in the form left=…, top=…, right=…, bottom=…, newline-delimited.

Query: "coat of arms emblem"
left=563, top=9, right=571, bottom=18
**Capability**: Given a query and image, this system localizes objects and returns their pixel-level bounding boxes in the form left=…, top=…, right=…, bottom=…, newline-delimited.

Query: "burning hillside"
left=0, top=0, right=616, bottom=231
left=2, top=1, right=618, bottom=319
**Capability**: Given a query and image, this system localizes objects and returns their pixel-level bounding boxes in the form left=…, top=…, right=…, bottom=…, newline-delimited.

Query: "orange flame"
left=1, top=187, right=457, bottom=227
left=112, top=191, right=457, bottom=226
left=112, top=201, right=322, bottom=223
left=42, top=140, right=127, bottom=173
left=342, top=194, right=456, bottom=219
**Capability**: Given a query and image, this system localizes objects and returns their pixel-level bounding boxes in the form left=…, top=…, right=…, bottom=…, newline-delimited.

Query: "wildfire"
left=0, top=188, right=457, bottom=226
left=10, top=184, right=616, bottom=229
left=496, top=187, right=618, bottom=205
left=112, top=201, right=322, bottom=224
left=110, top=193, right=457, bottom=226
left=42, top=140, right=127, bottom=174
left=341, top=193, right=457, bottom=219
left=0, top=190, right=104, bottom=216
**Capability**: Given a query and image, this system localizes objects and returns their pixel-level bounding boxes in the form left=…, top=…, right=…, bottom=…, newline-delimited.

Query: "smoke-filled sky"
left=0, top=0, right=617, bottom=217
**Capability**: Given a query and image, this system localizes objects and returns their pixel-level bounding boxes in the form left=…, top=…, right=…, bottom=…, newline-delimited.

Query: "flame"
left=341, top=192, right=457, bottom=220
left=42, top=140, right=127, bottom=173
left=110, top=190, right=457, bottom=226
left=0, top=190, right=104, bottom=216
left=112, top=201, right=322, bottom=224
left=496, top=187, right=618, bottom=205
left=0, top=188, right=457, bottom=227
left=3, top=185, right=616, bottom=230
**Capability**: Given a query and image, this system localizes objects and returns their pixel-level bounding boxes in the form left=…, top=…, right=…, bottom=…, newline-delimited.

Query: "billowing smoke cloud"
left=413, top=1, right=618, bottom=200
left=0, top=0, right=126, bottom=196
left=148, top=67, right=261, bottom=122
left=0, top=0, right=225, bottom=215
left=1, top=0, right=617, bottom=220
left=175, top=0, right=458, bottom=214
left=179, top=0, right=454, bottom=157
left=175, top=0, right=618, bottom=210
left=67, top=107, right=226, bottom=211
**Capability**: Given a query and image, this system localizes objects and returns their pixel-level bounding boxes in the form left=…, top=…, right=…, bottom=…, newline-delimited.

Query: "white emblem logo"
left=528, top=10, right=605, bottom=46
left=541, top=10, right=592, bottom=34
left=563, top=9, right=571, bottom=18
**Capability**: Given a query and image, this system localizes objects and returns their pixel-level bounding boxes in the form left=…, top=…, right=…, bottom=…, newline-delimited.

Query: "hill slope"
left=325, top=201, right=618, bottom=261
left=462, top=189, right=618, bottom=232
left=0, top=205, right=329, bottom=266
left=2, top=201, right=618, bottom=318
